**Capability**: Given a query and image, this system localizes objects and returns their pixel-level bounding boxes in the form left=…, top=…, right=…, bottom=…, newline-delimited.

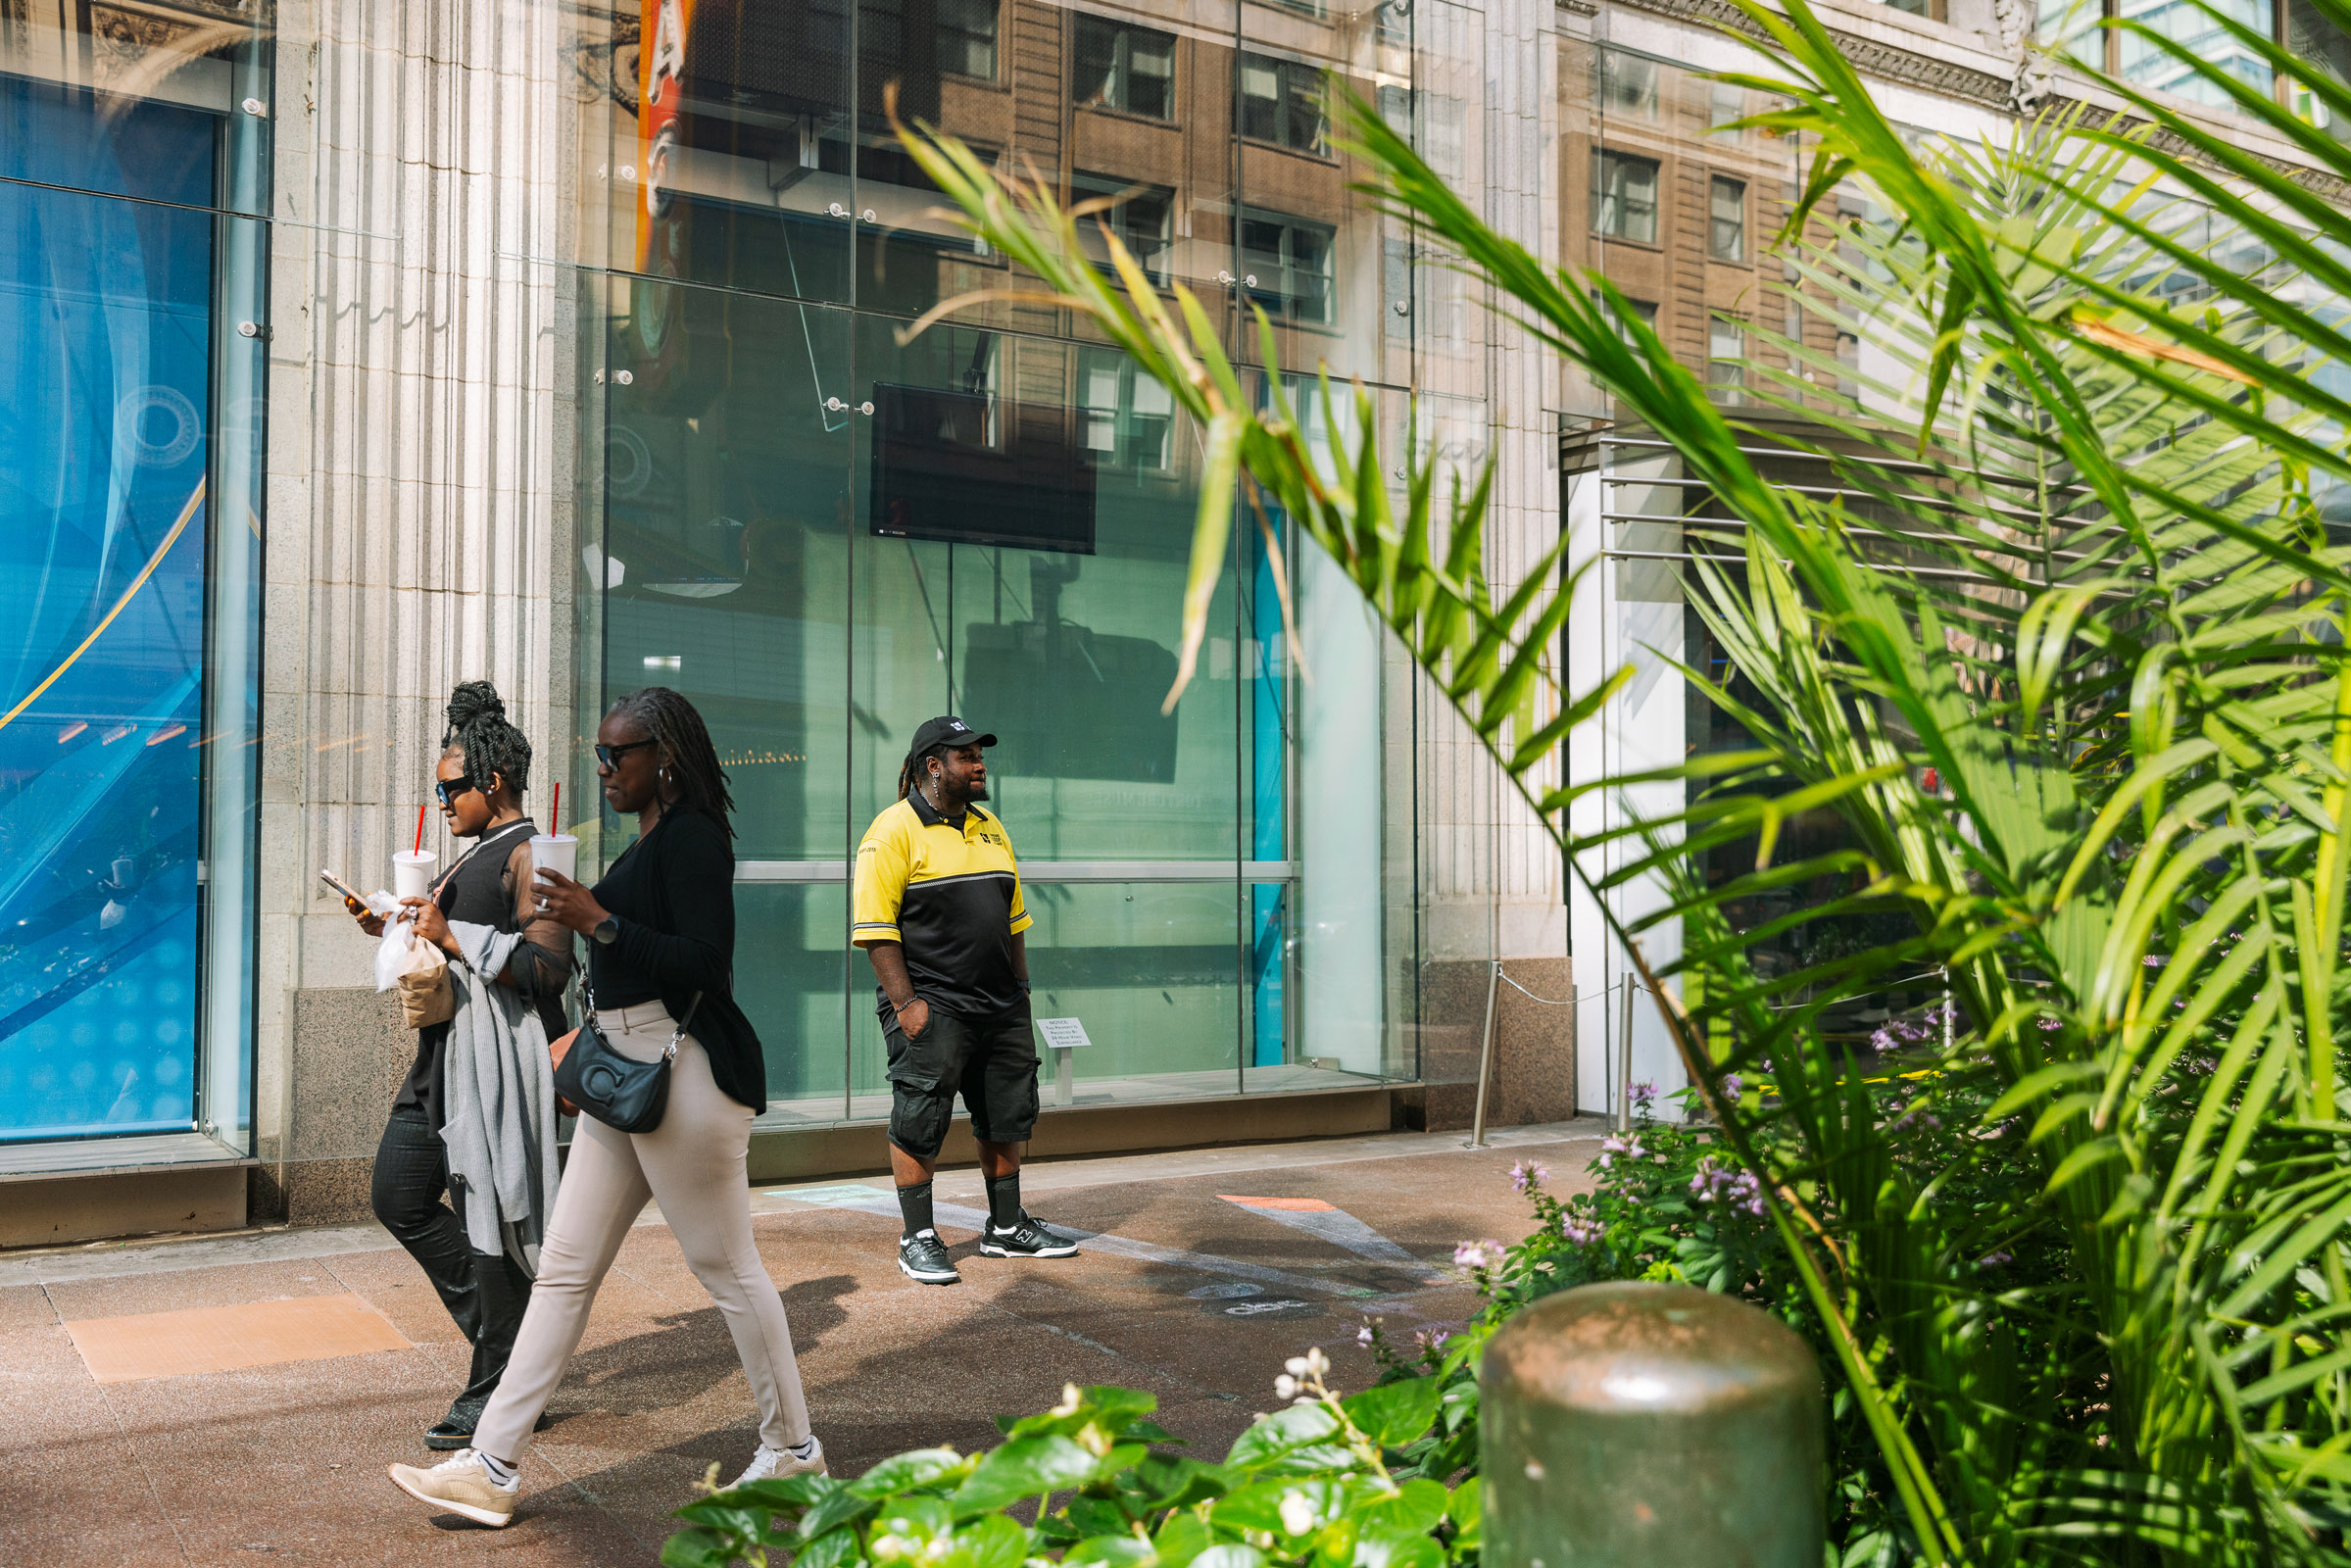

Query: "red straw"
left=415, top=802, right=426, bottom=854
left=551, top=781, right=561, bottom=832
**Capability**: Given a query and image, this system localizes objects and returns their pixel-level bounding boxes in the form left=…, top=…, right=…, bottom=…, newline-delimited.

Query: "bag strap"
left=662, top=992, right=705, bottom=1062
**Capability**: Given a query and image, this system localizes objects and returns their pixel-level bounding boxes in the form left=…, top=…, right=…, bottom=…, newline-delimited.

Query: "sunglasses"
left=595, top=738, right=658, bottom=768
left=435, top=773, right=481, bottom=808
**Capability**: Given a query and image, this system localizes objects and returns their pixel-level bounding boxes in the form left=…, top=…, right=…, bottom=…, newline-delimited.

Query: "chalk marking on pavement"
left=777, top=1184, right=1378, bottom=1299
left=1216, top=1195, right=1443, bottom=1280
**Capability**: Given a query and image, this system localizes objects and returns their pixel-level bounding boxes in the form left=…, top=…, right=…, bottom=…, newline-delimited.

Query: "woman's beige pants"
left=472, top=1002, right=811, bottom=1462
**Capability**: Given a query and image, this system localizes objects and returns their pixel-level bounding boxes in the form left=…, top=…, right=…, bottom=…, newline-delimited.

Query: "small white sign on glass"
left=1035, top=1016, right=1093, bottom=1105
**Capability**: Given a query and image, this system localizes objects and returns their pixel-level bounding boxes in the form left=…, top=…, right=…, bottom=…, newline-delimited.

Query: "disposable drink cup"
left=393, top=849, right=437, bottom=903
left=530, top=833, right=578, bottom=893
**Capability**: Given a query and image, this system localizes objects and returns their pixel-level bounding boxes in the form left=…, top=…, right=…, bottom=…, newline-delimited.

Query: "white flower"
left=1274, top=1374, right=1300, bottom=1399
left=1050, top=1383, right=1082, bottom=1417
left=1285, top=1355, right=1310, bottom=1376
left=1301, top=1347, right=1329, bottom=1376
left=1278, top=1492, right=1317, bottom=1536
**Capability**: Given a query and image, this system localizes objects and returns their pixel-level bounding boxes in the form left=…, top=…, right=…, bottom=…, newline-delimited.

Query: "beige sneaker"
left=388, top=1447, right=519, bottom=1528
left=729, top=1436, right=827, bottom=1490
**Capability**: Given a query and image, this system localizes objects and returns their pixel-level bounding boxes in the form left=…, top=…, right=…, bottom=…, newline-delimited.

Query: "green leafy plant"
left=661, top=1375, right=1478, bottom=1568
left=887, top=0, right=2351, bottom=1558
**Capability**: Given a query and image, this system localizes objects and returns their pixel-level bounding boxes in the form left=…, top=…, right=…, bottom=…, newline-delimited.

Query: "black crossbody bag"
left=552, top=982, right=703, bottom=1134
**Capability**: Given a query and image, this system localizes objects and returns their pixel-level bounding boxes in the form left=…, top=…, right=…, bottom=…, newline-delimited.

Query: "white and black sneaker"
left=898, top=1230, right=961, bottom=1285
left=979, top=1212, right=1079, bottom=1258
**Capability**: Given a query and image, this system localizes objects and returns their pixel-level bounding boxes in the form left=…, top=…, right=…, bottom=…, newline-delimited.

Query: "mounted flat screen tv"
left=867, top=382, right=1096, bottom=554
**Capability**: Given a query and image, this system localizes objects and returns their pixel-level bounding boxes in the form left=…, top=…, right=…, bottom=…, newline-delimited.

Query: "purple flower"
left=1561, top=1212, right=1604, bottom=1246
left=1979, top=1250, right=2012, bottom=1267
left=1509, top=1159, right=1550, bottom=1194
left=1357, top=1323, right=1376, bottom=1347
left=1632, top=1080, right=1657, bottom=1108
left=1453, top=1239, right=1504, bottom=1271
left=1689, top=1154, right=1764, bottom=1217
left=1721, top=1074, right=1744, bottom=1100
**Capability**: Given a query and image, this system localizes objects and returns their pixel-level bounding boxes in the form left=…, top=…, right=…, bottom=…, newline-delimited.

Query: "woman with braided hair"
left=390, top=687, right=822, bottom=1529
left=340, top=681, right=572, bottom=1451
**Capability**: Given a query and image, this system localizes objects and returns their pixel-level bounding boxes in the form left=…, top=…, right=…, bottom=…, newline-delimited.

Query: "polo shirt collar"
left=907, top=791, right=970, bottom=831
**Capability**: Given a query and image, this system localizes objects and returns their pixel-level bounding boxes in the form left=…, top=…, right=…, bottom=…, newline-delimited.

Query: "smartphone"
left=318, top=868, right=368, bottom=912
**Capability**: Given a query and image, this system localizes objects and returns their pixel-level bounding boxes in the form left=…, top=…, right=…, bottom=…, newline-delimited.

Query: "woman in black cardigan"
left=388, top=689, right=822, bottom=1529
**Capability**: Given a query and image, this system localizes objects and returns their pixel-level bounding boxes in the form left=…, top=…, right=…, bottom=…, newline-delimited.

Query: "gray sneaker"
left=898, top=1230, right=960, bottom=1285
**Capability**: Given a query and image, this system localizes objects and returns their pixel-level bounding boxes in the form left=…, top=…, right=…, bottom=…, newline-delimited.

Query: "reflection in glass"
left=1592, top=150, right=1659, bottom=244
left=1073, top=17, right=1175, bottom=120
left=1241, top=213, right=1337, bottom=325
left=1709, top=175, right=1746, bottom=262
left=1594, top=47, right=1658, bottom=118
left=1239, top=53, right=1330, bottom=154
left=2118, top=0, right=2275, bottom=100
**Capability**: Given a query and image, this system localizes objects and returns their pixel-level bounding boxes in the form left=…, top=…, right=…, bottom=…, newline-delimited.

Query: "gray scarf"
left=439, top=919, right=560, bottom=1274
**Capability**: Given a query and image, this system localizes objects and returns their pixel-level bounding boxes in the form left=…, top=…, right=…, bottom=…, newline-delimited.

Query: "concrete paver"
left=0, top=1120, right=1603, bottom=1567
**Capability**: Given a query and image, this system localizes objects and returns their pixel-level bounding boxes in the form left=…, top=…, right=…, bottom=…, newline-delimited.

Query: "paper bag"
left=393, top=926, right=455, bottom=1028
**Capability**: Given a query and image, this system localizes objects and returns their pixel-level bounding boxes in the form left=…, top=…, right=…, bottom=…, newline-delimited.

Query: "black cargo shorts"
left=883, top=1002, right=1041, bottom=1159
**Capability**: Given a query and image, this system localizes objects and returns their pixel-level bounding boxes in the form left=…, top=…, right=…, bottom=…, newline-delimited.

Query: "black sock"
left=985, top=1172, right=1021, bottom=1230
left=897, top=1180, right=935, bottom=1240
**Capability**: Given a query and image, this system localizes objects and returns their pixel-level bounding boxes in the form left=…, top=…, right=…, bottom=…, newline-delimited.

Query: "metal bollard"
left=1481, top=1281, right=1824, bottom=1568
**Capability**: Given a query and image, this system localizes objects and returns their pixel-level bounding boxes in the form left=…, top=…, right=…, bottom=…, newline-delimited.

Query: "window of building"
left=1837, top=328, right=1861, bottom=397
left=1592, top=150, right=1660, bottom=244
left=1073, top=172, right=1175, bottom=285
left=1074, top=17, right=1175, bottom=120
left=1080, top=349, right=1177, bottom=470
left=2113, top=0, right=2272, bottom=102
left=1708, top=316, right=1746, bottom=402
left=1594, top=48, right=1659, bottom=118
left=1709, top=81, right=1745, bottom=134
left=1709, top=175, right=1746, bottom=262
left=1240, top=53, right=1330, bottom=154
left=938, top=0, right=999, bottom=80
left=1241, top=211, right=1337, bottom=324
left=1616, top=297, right=1660, bottom=344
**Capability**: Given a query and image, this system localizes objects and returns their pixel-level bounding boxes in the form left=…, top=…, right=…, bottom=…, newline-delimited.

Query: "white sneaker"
left=729, top=1437, right=827, bottom=1489
left=387, top=1447, right=518, bottom=1528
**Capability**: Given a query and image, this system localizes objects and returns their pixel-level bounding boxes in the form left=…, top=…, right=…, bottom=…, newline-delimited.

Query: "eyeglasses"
left=595, top=739, right=658, bottom=769
left=434, top=774, right=480, bottom=808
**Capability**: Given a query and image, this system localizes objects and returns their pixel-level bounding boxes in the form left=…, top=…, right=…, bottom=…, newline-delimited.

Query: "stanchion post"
left=1481, top=1282, right=1825, bottom=1568
left=1615, top=978, right=1636, bottom=1134
left=1466, top=958, right=1499, bottom=1150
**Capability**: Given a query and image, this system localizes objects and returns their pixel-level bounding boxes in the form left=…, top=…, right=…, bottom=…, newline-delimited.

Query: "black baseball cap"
left=908, top=714, right=997, bottom=756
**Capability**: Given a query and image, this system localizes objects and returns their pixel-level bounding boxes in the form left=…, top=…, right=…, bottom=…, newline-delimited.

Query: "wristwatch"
left=591, top=916, right=619, bottom=946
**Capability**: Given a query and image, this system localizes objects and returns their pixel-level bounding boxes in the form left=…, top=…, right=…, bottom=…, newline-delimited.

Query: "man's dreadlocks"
left=897, top=743, right=950, bottom=803
left=442, top=680, right=532, bottom=797
left=609, top=686, right=736, bottom=838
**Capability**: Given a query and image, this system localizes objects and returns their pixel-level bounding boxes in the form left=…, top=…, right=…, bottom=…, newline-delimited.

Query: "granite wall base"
left=1406, top=956, right=1576, bottom=1131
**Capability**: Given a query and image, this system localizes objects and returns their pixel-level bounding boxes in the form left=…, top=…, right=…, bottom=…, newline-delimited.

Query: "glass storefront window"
left=0, top=18, right=268, bottom=1149
left=569, top=0, right=1419, bottom=1126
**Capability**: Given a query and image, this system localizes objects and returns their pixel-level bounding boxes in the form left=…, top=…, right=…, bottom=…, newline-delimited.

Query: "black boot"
left=424, top=1395, right=549, bottom=1450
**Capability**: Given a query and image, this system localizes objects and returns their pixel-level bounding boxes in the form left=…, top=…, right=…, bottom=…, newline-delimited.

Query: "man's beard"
left=967, top=778, right=990, bottom=801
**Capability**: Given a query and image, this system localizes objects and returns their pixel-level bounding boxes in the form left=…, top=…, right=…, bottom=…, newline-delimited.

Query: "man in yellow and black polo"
left=853, top=714, right=1078, bottom=1285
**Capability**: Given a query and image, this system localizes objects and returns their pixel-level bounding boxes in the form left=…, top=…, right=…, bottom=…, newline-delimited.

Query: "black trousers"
left=371, top=1105, right=533, bottom=1407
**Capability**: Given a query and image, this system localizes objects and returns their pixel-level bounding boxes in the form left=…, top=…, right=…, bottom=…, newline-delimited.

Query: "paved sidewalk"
left=0, top=1120, right=1604, bottom=1567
